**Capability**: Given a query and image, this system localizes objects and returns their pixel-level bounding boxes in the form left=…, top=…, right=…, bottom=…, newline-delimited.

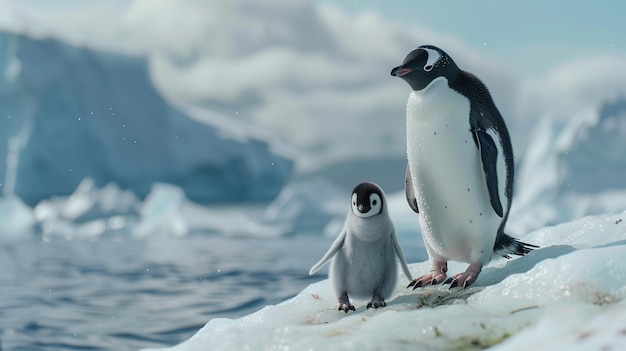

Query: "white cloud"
left=520, top=55, right=626, bottom=120
left=132, top=0, right=518, bottom=172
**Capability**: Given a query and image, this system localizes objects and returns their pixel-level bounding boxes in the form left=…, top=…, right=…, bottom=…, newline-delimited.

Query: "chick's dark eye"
left=372, top=200, right=377, bottom=206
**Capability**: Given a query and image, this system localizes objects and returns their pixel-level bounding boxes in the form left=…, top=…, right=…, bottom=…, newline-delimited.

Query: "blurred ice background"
left=0, top=0, right=624, bottom=350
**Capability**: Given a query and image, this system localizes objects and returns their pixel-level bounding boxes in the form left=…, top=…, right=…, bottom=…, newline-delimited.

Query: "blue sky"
left=324, top=0, right=625, bottom=74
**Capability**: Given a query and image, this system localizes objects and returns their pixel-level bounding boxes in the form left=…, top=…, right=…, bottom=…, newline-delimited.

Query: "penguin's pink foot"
left=446, top=263, right=482, bottom=288
left=366, top=295, right=387, bottom=309
left=408, top=260, right=448, bottom=289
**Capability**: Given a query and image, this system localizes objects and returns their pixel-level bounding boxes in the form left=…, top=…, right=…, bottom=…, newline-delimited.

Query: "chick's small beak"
left=391, top=66, right=413, bottom=77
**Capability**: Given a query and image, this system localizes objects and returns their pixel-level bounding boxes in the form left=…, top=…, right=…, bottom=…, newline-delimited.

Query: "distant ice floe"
left=9, top=177, right=349, bottom=241
left=33, top=178, right=140, bottom=241
left=22, top=179, right=272, bottom=240
left=263, top=178, right=346, bottom=236
left=0, top=195, right=34, bottom=240
left=0, top=175, right=415, bottom=241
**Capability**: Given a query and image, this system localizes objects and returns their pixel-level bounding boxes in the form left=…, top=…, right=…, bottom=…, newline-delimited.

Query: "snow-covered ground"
left=142, top=211, right=626, bottom=351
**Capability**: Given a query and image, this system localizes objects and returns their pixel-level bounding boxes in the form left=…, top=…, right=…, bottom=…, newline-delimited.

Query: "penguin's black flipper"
left=405, top=165, right=419, bottom=213
left=474, top=129, right=503, bottom=217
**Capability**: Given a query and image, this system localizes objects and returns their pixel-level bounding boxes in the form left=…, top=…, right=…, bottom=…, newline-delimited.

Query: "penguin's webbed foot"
left=446, top=263, right=482, bottom=289
left=407, top=261, right=448, bottom=289
left=338, top=302, right=356, bottom=313
left=366, top=295, right=387, bottom=309
left=337, top=292, right=356, bottom=313
left=407, top=272, right=447, bottom=289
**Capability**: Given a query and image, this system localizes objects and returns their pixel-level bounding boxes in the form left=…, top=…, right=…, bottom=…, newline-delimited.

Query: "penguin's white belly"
left=332, top=234, right=396, bottom=299
left=406, top=78, right=499, bottom=264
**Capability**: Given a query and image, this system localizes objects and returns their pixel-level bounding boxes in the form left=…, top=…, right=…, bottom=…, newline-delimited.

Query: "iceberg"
left=511, top=96, right=626, bottom=234
left=142, top=211, right=626, bottom=351
left=0, top=31, right=293, bottom=207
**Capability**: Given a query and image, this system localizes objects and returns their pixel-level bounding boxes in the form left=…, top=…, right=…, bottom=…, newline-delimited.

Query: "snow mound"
left=0, top=32, right=293, bottom=207
left=142, top=211, right=626, bottom=351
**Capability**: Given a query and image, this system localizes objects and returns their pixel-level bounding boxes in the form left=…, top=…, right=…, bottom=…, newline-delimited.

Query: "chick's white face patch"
left=423, top=48, right=441, bottom=72
left=351, top=193, right=382, bottom=218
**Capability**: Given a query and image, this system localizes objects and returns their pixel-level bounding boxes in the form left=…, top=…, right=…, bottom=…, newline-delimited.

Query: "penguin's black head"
left=350, top=182, right=384, bottom=218
left=390, top=45, right=459, bottom=91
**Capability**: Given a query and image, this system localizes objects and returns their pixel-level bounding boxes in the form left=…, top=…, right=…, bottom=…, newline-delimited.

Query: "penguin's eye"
left=369, top=193, right=382, bottom=212
left=424, top=65, right=433, bottom=72
left=352, top=200, right=356, bottom=206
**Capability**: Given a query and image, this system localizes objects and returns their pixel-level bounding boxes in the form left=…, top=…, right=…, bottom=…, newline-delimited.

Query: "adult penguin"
left=391, top=45, right=536, bottom=288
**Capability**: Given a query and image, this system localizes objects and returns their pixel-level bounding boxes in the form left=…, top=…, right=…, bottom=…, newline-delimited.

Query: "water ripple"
left=0, top=235, right=333, bottom=350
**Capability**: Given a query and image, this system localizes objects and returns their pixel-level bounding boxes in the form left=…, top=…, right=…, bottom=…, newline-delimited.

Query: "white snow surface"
left=143, top=211, right=626, bottom=351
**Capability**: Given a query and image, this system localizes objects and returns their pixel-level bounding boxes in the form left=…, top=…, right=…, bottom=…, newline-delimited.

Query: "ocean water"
left=0, top=232, right=424, bottom=351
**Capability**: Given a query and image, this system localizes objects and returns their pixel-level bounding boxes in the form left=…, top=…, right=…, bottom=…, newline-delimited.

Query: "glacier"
left=510, top=95, right=626, bottom=234
left=142, top=210, right=626, bottom=351
left=0, top=31, right=293, bottom=207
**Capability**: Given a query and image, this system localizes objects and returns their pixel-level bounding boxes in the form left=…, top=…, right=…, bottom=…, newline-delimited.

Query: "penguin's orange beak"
left=391, top=66, right=413, bottom=77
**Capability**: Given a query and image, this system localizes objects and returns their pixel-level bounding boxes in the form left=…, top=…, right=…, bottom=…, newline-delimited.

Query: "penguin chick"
left=309, top=182, right=413, bottom=313
left=391, top=45, right=537, bottom=289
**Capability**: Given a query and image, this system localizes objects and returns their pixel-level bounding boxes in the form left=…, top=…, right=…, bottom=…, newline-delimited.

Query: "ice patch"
left=0, top=195, right=35, bottom=239
left=262, top=178, right=346, bottom=235
left=134, top=183, right=187, bottom=238
left=34, top=178, right=140, bottom=241
left=27, top=178, right=337, bottom=240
